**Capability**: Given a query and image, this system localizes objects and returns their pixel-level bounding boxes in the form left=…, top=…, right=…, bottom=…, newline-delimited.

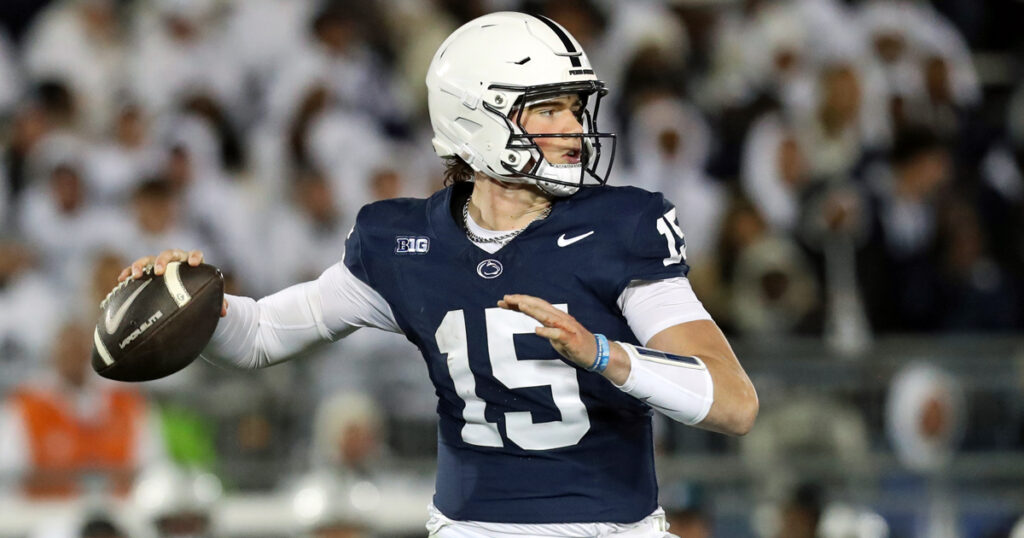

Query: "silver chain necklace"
left=462, top=198, right=551, bottom=244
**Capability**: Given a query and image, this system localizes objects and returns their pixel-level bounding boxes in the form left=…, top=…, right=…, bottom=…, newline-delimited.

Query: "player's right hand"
left=117, top=249, right=228, bottom=316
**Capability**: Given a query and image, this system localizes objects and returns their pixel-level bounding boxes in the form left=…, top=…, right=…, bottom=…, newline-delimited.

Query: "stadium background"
left=0, top=0, right=1022, bottom=536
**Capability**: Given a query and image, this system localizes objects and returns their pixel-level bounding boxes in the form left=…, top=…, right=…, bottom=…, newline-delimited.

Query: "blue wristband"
left=588, top=333, right=610, bottom=373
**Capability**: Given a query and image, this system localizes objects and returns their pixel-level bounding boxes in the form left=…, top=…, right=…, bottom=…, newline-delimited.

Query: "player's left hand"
left=498, top=294, right=598, bottom=370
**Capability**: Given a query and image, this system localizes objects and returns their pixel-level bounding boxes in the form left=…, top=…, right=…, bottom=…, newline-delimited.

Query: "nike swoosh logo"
left=105, top=280, right=152, bottom=335
left=557, top=231, right=595, bottom=247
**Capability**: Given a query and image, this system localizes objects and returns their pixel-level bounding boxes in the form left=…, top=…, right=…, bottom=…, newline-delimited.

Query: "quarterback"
left=122, top=12, right=758, bottom=538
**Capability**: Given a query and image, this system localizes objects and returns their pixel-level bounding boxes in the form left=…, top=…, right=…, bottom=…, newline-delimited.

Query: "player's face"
left=519, top=94, right=584, bottom=165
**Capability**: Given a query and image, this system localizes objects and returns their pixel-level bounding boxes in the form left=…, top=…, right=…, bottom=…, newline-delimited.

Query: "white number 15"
left=435, top=306, right=591, bottom=450
left=656, top=207, right=686, bottom=266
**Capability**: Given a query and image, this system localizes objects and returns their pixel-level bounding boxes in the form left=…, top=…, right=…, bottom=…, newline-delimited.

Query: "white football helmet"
left=426, top=12, right=616, bottom=197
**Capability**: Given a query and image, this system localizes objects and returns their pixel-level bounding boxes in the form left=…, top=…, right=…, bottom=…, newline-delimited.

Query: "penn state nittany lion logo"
left=476, top=259, right=503, bottom=279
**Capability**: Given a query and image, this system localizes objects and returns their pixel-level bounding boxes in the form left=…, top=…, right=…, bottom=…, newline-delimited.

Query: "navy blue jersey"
left=343, top=183, right=689, bottom=524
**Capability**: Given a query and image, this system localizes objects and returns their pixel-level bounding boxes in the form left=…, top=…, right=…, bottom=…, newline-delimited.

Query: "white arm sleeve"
left=614, top=343, right=715, bottom=426
left=614, top=277, right=715, bottom=425
left=618, top=277, right=711, bottom=345
left=201, top=262, right=400, bottom=369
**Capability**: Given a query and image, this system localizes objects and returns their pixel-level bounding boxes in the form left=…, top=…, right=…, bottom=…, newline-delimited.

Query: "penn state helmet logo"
left=476, top=259, right=503, bottom=279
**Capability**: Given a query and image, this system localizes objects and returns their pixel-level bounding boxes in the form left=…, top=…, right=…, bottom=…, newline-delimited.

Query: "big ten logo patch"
left=395, top=236, right=430, bottom=255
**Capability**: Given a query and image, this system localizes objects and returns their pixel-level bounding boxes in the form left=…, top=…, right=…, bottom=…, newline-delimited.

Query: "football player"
left=121, top=12, right=758, bottom=538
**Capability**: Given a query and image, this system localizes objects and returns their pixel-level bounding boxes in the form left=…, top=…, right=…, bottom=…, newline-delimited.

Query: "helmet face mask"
left=426, top=12, right=617, bottom=197
left=492, top=81, right=616, bottom=196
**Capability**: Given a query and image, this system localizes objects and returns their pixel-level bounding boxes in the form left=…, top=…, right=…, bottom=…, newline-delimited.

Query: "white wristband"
left=614, top=342, right=715, bottom=426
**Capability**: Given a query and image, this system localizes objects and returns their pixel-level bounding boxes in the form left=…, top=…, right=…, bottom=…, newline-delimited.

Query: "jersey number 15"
left=435, top=306, right=591, bottom=451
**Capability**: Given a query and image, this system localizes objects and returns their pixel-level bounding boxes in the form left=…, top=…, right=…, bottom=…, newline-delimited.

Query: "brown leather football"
left=92, top=262, right=224, bottom=382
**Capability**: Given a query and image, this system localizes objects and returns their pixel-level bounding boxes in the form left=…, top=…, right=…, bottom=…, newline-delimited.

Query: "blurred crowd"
left=0, top=0, right=1023, bottom=536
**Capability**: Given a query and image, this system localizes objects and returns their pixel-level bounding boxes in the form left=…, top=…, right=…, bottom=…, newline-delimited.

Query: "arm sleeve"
left=201, top=262, right=400, bottom=370
left=613, top=343, right=715, bottom=426
left=618, top=277, right=712, bottom=345
left=614, top=276, right=715, bottom=425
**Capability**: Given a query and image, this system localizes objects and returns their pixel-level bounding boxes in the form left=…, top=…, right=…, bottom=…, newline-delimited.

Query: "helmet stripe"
left=532, top=15, right=582, bottom=68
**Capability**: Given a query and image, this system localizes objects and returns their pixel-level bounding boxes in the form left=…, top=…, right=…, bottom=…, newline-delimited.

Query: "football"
left=92, top=261, right=224, bottom=382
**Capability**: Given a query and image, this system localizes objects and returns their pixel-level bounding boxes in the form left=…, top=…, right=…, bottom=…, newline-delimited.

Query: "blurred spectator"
left=16, top=137, right=130, bottom=285
left=742, top=394, right=870, bottom=503
left=709, top=196, right=770, bottom=328
left=0, top=241, right=60, bottom=391
left=222, top=0, right=312, bottom=118
left=73, top=249, right=126, bottom=320
left=268, top=0, right=408, bottom=133
left=0, top=322, right=167, bottom=498
left=775, top=483, right=823, bottom=538
left=629, top=96, right=725, bottom=264
left=742, top=113, right=814, bottom=233
left=886, top=362, right=966, bottom=473
left=264, top=167, right=349, bottom=290
left=198, top=369, right=299, bottom=491
left=78, top=515, right=127, bottom=538
left=305, top=104, right=391, bottom=221
left=301, top=392, right=432, bottom=535
left=132, top=464, right=221, bottom=538
left=706, top=0, right=813, bottom=115
left=797, top=179, right=873, bottom=354
left=797, top=62, right=867, bottom=181
left=662, top=481, right=712, bottom=538
left=0, top=28, right=21, bottom=118
left=885, top=361, right=966, bottom=537
left=129, top=0, right=244, bottom=118
left=857, top=126, right=952, bottom=332
left=859, top=0, right=979, bottom=114
left=160, top=116, right=258, bottom=288
left=22, top=0, right=128, bottom=135
left=4, top=90, right=61, bottom=207
left=289, top=473, right=371, bottom=538
left=937, top=199, right=1019, bottom=330
left=978, top=84, right=1024, bottom=321
left=265, top=80, right=391, bottom=226
left=83, top=102, right=160, bottom=206
left=383, top=0, right=457, bottom=120
left=28, top=510, right=131, bottom=538
left=666, top=508, right=711, bottom=538
left=729, top=234, right=820, bottom=336
left=310, top=393, right=386, bottom=476
left=30, top=79, right=80, bottom=132
left=123, top=177, right=209, bottom=265
left=617, top=42, right=688, bottom=152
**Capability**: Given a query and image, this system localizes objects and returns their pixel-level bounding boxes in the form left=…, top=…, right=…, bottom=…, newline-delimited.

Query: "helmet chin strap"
left=533, top=136, right=596, bottom=197
left=534, top=161, right=583, bottom=197
left=481, top=160, right=583, bottom=197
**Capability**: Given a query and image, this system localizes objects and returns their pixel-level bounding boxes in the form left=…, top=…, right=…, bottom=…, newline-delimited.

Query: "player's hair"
left=442, top=156, right=475, bottom=185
